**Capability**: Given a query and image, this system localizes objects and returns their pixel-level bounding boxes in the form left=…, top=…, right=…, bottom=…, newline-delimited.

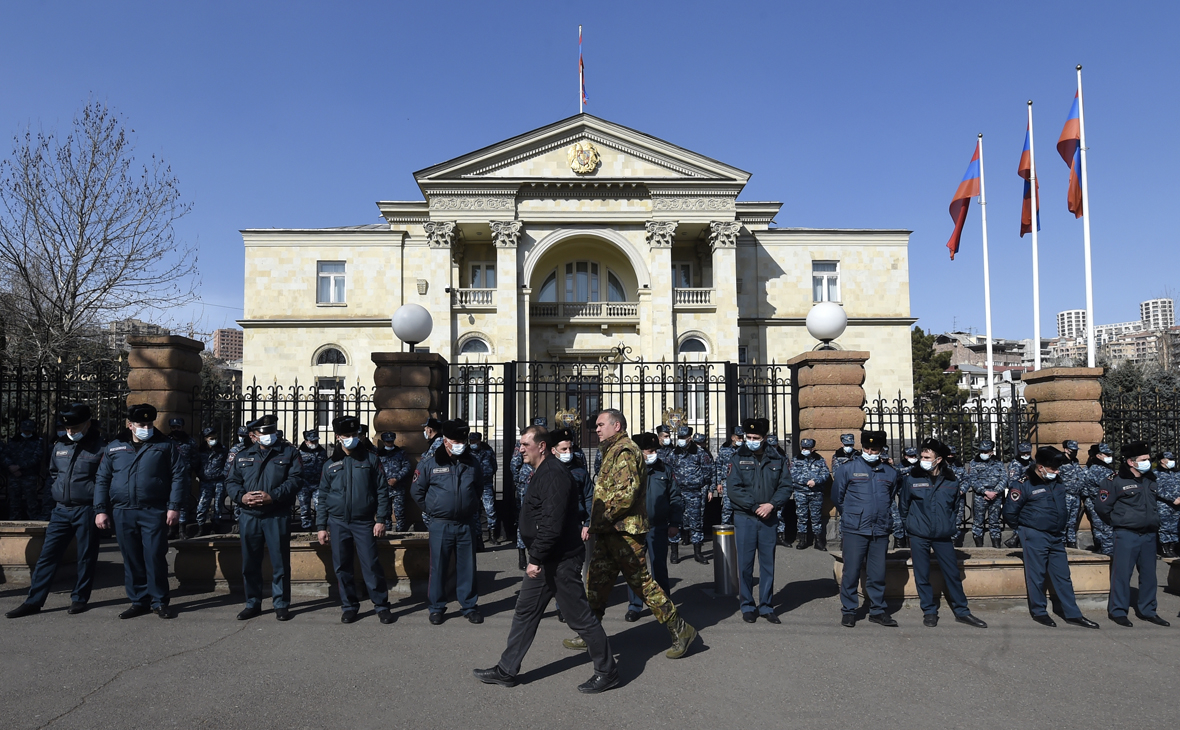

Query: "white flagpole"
left=1028, top=101, right=1042, bottom=372
left=978, top=135, right=996, bottom=436
left=579, top=25, right=584, bottom=114
left=1077, top=65, right=1096, bottom=367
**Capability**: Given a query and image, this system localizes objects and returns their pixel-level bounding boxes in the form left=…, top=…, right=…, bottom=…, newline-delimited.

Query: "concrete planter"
left=0, top=521, right=76, bottom=586
left=173, top=532, right=432, bottom=597
left=832, top=547, right=1110, bottom=601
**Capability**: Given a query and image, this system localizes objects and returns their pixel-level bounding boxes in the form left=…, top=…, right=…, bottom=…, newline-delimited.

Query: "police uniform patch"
left=1009, top=489, right=1022, bottom=501
left=1099, top=489, right=1109, bottom=502
left=1031, top=488, right=1046, bottom=495
left=413, top=469, right=420, bottom=481
left=739, top=460, right=754, bottom=466
left=433, top=467, right=450, bottom=474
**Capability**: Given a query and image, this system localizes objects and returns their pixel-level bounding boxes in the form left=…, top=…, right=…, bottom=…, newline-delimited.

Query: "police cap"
left=840, top=433, right=856, bottom=446
left=127, top=403, right=157, bottom=423
left=421, top=418, right=442, bottom=432
left=656, top=425, right=670, bottom=434
left=468, top=431, right=482, bottom=442
left=676, top=426, right=693, bottom=439
left=1035, top=446, right=1067, bottom=468
left=635, top=432, right=659, bottom=451
left=532, top=417, right=548, bottom=427
left=332, top=415, right=361, bottom=434
left=1162, top=451, right=1175, bottom=460
left=302, top=429, right=319, bottom=440
left=254, top=415, right=278, bottom=434
left=732, top=426, right=745, bottom=437
left=767, top=434, right=779, bottom=446
left=692, top=433, right=706, bottom=444
left=741, top=417, right=769, bottom=437
left=801, top=438, right=816, bottom=449
left=442, top=419, right=470, bottom=441
left=169, top=417, right=185, bottom=428
left=1097, top=442, right=1113, bottom=456
left=1062, top=440, right=1079, bottom=451
left=60, top=403, right=92, bottom=427
left=1121, top=441, right=1150, bottom=460
left=861, top=431, right=888, bottom=449
left=381, top=431, right=397, bottom=444
left=903, top=446, right=918, bottom=458
left=237, top=426, right=249, bottom=437
left=200, top=427, right=216, bottom=438
left=978, top=440, right=995, bottom=452
left=1017, top=442, right=1032, bottom=454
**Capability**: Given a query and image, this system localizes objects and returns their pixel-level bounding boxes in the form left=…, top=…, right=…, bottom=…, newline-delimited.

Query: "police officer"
left=671, top=426, right=711, bottom=565
left=1097, top=442, right=1170, bottom=627
left=422, top=417, right=444, bottom=460
left=225, top=414, right=302, bottom=621
left=317, top=415, right=395, bottom=624
left=6, top=418, right=46, bottom=519
left=297, top=430, right=326, bottom=530
left=833, top=430, right=899, bottom=628
left=94, top=404, right=185, bottom=619
left=967, top=440, right=1007, bottom=548
left=374, top=431, right=411, bottom=533
left=898, top=439, right=987, bottom=628
left=655, top=425, right=675, bottom=463
left=726, top=417, right=792, bottom=624
left=1002, top=446, right=1100, bottom=629
left=621, top=432, right=683, bottom=623
left=893, top=446, right=920, bottom=549
left=412, top=418, right=484, bottom=625
left=468, top=431, right=499, bottom=545
left=167, top=417, right=199, bottom=539
left=1003, top=442, right=1034, bottom=547
left=791, top=438, right=831, bottom=551
left=6, top=404, right=105, bottom=619
left=832, top=433, right=859, bottom=471
left=1082, top=443, right=1116, bottom=555
left=223, top=425, right=253, bottom=530
left=195, top=427, right=228, bottom=535
left=715, top=427, right=743, bottom=525
left=944, top=445, right=969, bottom=547
left=1057, top=439, right=1087, bottom=549
left=1155, top=451, right=1180, bottom=558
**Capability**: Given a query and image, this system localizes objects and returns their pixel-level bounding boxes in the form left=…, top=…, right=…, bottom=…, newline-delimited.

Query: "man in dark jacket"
left=412, top=418, right=483, bottom=625
left=625, top=432, right=683, bottom=622
left=168, top=417, right=199, bottom=539
left=832, top=430, right=898, bottom=627
left=317, top=415, right=393, bottom=624
left=474, top=425, right=617, bottom=694
left=468, top=431, right=499, bottom=545
left=225, top=414, right=303, bottom=621
left=1002, top=446, right=1100, bottom=629
left=1096, top=441, right=1169, bottom=627
left=898, top=439, right=987, bottom=628
left=726, top=417, right=793, bottom=624
left=94, top=404, right=186, bottom=619
left=297, top=430, right=327, bottom=530
left=6, top=404, right=106, bottom=618
left=195, top=427, right=228, bottom=534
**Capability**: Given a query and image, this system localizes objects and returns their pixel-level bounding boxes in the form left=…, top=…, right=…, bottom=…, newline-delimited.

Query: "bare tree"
left=0, top=101, right=197, bottom=365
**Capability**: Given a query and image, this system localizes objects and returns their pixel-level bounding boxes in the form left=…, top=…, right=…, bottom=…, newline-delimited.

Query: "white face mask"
left=801, top=450, right=811, bottom=457
left=134, top=426, right=154, bottom=440
left=1044, top=470, right=1058, bottom=480
left=676, top=439, right=687, bottom=448
left=906, top=457, right=918, bottom=465
left=660, top=438, right=671, bottom=446
left=424, top=430, right=431, bottom=440
left=557, top=452, right=572, bottom=463
left=68, top=431, right=84, bottom=442
left=207, top=439, right=218, bottom=448
left=1019, top=455, right=1030, bottom=461
left=843, top=446, right=853, bottom=453
left=862, top=453, right=880, bottom=463
left=1136, top=459, right=1152, bottom=472
left=449, top=443, right=467, bottom=456
left=980, top=454, right=991, bottom=461
left=1165, top=460, right=1176, bottom=470
left=745, top=439, right=763, bottom=451
left=644, top=452, right=658, bottom=465
left=259, top=433, right=278, bottom=447
left=1102, top=456, right=1113, bottom=464
left=919, top=460, right=934, bottom=471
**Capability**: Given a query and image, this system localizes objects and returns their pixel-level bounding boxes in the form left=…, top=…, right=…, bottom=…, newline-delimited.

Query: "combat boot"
left=518, top=549, right=527, bottom=571
left=990, top=535, right=1001, bottom=548
left=1163, top=542, right=1178, bottom=558
left=1006, top=534, right=1022, bottom=548
left=894, top=536, right=908, bottom=549
left=973, top=535, right=984, bottom=548
left=776, top=532, right=790, bottom=547
left=168, top=524, right=180, bottom=540
left=670, top=544, right=681, bottom=565
left=953, top=533, right=965, bottom=548
left=814, top=533, right=827, bottom=552
left=796, top=532, right=812, bottom=550
left=665, top=616, right=699, bottom=659
left=693, top=543, right=708, bottom=564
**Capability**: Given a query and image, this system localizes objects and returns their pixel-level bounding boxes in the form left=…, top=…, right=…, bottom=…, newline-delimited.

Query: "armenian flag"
left=1018, top=126, right=1040, bottom=236
left=579, top=26, right=588, bottom=107
left=946, top=142, right=981, bottom=260
left=1057, top=92, right=1083, bottom=218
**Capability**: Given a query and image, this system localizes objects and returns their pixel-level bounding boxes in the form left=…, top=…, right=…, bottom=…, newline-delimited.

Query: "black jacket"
left=898, top=466, right=961, bottom=540
left=94, top=430, right=187, bottom=513
left=316, top=442, right=389, bottom=529
left=1002, top=466, right=1068, bottom=535
left=568, top=453, right=594, bottom=528
left=519, top=457, right=585, bottom=565
left=411, top=446, right=483, bottom=522
left=725, top=445, right=793, bottom=517
left=1095, top=465, right=1161, bottom=532
left=225, top=441, right=304, bottom=517
left=48, top=430, right=108, bottom=506
left=645, top=457, right=683, bottom=528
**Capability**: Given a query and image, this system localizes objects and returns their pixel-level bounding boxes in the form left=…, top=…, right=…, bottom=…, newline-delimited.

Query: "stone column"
left=645, top=221, right=677, bottom=358
left=709, top=221, right=742, bottom=362
left=787, top=350, right=870, bottom=455
left=424, top=221, right=458, bottom=361
left=372, top=352, right=449, bottom=459
left=491, top=221, right=522, bottom=360
left=1022, top=367, right=1105, bottom=453
left=126, top=335, right=205, bottom=429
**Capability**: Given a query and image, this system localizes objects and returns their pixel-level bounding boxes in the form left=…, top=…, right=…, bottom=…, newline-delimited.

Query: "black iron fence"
left=1101, top=393, right=1180, bottom=456
left=192, top=378, right=376, bottom=444
left=863, top=393, right=1038, bottom=462
left=0, top=359, right=130, bottom=439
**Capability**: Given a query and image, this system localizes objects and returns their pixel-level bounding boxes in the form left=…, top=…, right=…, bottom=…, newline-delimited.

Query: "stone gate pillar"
left=371, top=353, right=449, bottom=460
left=1022, top=367, right=1104, bottom=454
left=788, top=350, right=869, bottom=455
left=126, top=335, right=205, bottom=430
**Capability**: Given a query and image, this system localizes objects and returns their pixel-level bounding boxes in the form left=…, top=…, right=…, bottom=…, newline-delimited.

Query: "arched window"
left=679, top=337, right=707, bottom=354
left=460, top=338, right=490, bottom=355
left=608, top=272, right=626, bottom=302
left=538, top=271, right=557, bottom=302
left=316, top=347, right=347, bottom=365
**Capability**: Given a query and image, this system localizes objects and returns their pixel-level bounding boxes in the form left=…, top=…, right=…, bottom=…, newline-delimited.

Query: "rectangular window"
left=317, top=261, right=346, bottom=304
left=470, top=263, right=496, bottom=289
left=314, top=376, right=345, bottom=427
left=673, top=262, right=693, bottom=288
left=812, top=260, right=839, bottom=303
left=565, top=261, right=599, bottom=302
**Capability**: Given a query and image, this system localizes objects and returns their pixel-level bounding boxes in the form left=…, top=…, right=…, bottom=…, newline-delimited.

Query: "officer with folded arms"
left=6, top=404, right=106, bottom=619
left=94, top=404, right=186, bottom=619
left=1002, top=446, right=1100, bottom=629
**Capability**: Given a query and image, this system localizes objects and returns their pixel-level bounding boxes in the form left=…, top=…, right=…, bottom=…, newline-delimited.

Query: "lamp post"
left=392, top=304, right=433, bottom=353
left=806, top=302, right=847, bottom=350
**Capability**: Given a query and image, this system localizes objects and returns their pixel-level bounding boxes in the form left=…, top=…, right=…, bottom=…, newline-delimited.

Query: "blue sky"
left=1, top=1, right=1176, bottom=342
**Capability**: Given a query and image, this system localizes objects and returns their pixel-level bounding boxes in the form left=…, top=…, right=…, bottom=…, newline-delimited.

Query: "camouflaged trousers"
left=586, top=531, right=679, bottom=625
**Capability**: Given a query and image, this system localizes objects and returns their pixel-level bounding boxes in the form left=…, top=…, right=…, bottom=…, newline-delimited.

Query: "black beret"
left=255, top=414, right=278, bottom=433
left=200, top=427, right=216, bottom=437
left=1035, top=446, right=1066, bottom=468
left=302, top=430, right=319, bottom=440
left=676, top=426, right=693, bottom=438
left=635, top=432, right=659, bottom=451
left=422, top=418, right=442, bottom=431
left=742, top=417, right=769, bottom=437
left=978, top=440, right=995, bottom=452
left=60, top=403, right=92, bottom=427
left=332, top=415, right=361, bottom=434
left=920, top=438, right=950, bottom=458
left=861, top=431, right=887, bottom=449
left=380, top=431, right=397, bottom=443
left=442, top=419, right=470, bottom=441
left=1122, top=441, right=1150, bottom=460
left=127, top=403, right=157, bottom=422
left=801, top=438, right=816, bottom=449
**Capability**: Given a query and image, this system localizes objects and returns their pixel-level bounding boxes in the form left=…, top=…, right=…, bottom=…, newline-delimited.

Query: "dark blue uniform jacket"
left=411, top=447, right=483, bottom=522
left=645, top=457, right=683, bottom=528
left=832, top=456, right=898, bottom=537
left=48, top=430, right=108, bottom=506
left=1095, top=466, right=1161, bottom=532
left=94, top=430, right=187, bottom=513
left=226, top=442, right=304, bottom=517
left=1002, top=467, right=1068, bottom=534
left=898, top=466, right=961, bottom=540
left=725, top=445, right=793, bottom=517
left=316, top=443, right=389, bottom=529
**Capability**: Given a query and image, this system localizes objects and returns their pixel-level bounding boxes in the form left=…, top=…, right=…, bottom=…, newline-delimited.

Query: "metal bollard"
left=713, top=524, right=739, bottom=596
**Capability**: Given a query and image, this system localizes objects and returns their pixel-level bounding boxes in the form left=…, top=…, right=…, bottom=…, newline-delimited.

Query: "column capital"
left=708, top=220, right=741, bottom=251
left=645, top=220, right=677, bottom=249
left=424, top=221, right=458, bottom=249
left=490, top=220, right=522, bottom=248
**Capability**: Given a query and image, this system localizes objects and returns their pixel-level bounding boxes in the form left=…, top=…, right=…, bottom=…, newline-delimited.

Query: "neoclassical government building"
left=240, top=114, right=914, bottom=402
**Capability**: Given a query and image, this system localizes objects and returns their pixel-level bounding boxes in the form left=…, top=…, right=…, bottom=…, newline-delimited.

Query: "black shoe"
left=199, top=523, right=213, bottom=537
left=556, top=608, right=565, bottom=623
left=237, top=606, right=262, bottom=621
left=869, top=613, right=898, bottom=627
left=762, top=612, right=781, bottom=624
left=429, top=612, right=444, bottom=625
left=1065, top=616, right=1099, bottom=629
left=377, top=609, right=395, bottom=624
left=1006, top=535, right=1021, bottom=548
left=1143, top=615, right=1171, bottom=627
left=670, top=544, right=681, bottom=564
left=841, top=614, right=856, bottom=628
left=956, top=614, right=987, bottom=628
left=624, top=610, right=640, bottom=623
left=184, top=523, right=200, bottom=539
left=577, top=671, right=619, bottom=694
left=5, top=603, right=40, bottom=619
left=1108, top=614, right=1133, bottom=627
left=953, top=534, right=965, bottom=548
left=1162, top=542, right=1179, bottom=558
left=518, top=549, right=527, bottom=571
left=473, top=666, right=519, bottom=688
left=990, top=536, right=1002, bottom=549
left=155, top=606, right=174, bottom=619
left=894, top=536, right=909, bottom=549
left=119, top=604, right=151, bottom=620
left=796, top=533, right=812, bottom=550
left=973, top=535, right=984, bottom=548
left=1065, top=540, right=1077, bottom=549
left=923, top=613, right=938, bottom=627
left=341, top=610, right=359, bottom=624
left=776, top=533, right=790, bottom=547
left=814, top=534, right=827, bottom=552
left=466, top=610, right=484, bottom=624
left=168, top=524, right=180, bottom=540
left=693, top=544, right=709, bottom=564
left=742, top=611, right=757, bottom=623
left=67, top=602, right=87, bottom=615
left=1032, top=614, right=1057, bottom=627
left=275, top=607, right=291, bottom=621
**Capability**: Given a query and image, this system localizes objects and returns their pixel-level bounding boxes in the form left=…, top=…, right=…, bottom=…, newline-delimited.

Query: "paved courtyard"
left=2, top=540, right=1178, bottom=730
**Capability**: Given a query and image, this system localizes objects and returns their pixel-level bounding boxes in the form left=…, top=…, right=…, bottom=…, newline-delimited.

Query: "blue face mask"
left=745, top=439, right=763, bottom=451
left=862, top=453, right=880, bottom=463
left=341, top=436, right=360, bottom=450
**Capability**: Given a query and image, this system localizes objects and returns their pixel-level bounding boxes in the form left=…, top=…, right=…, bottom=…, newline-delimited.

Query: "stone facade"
left=240, top=114, right=915, bottom=428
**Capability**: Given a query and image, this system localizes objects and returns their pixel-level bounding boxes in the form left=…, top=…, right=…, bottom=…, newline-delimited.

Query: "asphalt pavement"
left=2, top=538, right=1178, bottom=730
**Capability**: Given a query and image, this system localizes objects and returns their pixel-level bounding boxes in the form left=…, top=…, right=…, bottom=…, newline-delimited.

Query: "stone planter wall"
left=1022, top=367, right=1105, bottom=454
left=126, top=335, right=206, bottom=429
left=0, top=521, right=75, bottom=586
left=787, top=350, right=870, bottom=456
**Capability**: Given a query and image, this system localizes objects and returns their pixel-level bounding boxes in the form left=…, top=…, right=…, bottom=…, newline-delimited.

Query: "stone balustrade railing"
left=529, top=301, right=639, bottom=319
left=451, top=288, right=495, bottom=307
left=673, top=288, right=714, bottom=306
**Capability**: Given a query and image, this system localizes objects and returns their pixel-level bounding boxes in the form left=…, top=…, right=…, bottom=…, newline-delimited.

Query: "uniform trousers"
left=498, top=552, right=615, bottom=678
left=113, top=506, right=170, bottom=609
left=239, top=511, right=291, bottom=609
left=26, top=504, right=99, bottom=607
left=627, top=526, right=670, bottom=613
left=1018, top=527, right=1083, bottom=619
left=734, top=511, right=778, bottom=615
left=427, top=518, right=478, bottom=615
left=839, top=532, right=889, bottom=615
left=1108, top=528, right=1158, bottom=619
left=909, top=535, right=969, bottom=617
left=586, top=531, right=678, bottom=624
left=329, top=518, right=390, bottom=611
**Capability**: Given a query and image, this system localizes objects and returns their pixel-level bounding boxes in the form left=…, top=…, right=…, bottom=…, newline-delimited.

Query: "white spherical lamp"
left=392, top=304, right=434, bottom=351
left=806, top=302, right=847, bottom=349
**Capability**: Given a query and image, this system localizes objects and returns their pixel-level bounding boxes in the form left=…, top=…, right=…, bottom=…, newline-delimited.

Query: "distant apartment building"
left=1057, top=309, right=1086, bottom=340
left=1102, top=329, right=1162, bottom=366
left=212, top=328, right=244, bottom=361
left=1093, top=320, right=1143, bottom=347
left=932, top=332, right=1024, bottom=368
left=1140, top=298, right=1175, bottom=331
left=1057, top=298, right=1174, bottom=347
left=105, top=318, right=170, bottom=351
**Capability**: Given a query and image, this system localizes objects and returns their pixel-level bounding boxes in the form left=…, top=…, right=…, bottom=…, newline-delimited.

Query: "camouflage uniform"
left=831, top=438, right=860, bottom=541
left=1155, top=456, right=1180, bottom=550
left=715, top=432, right=743, bottom=525
left=377, top=444, right=411, bottom=531
left=895, top=449, right=920, bottom=544
left=791, top=447, right=831, bottom=540
left=945, top=452, right=968, bottom=545
left=195, top=444, right=228, bottom=526
left=1058, top=458, right=1087, bottom=546
left=967, top=455, right=1007, bottom=543
left=655, top=426, right=675, bottom=464
left=224, top=434, right=251, bottom=523
left=5, top=430, right=46, bottom=520
left=470, top=440, right=498, bottom=540
left=296, top=440, right=327, bottom=529
left=1082, top=459, right=1116, bottom=555
left=670, top=430, right=712, bottom=547
left=170, top=431, right=198, bottom=528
